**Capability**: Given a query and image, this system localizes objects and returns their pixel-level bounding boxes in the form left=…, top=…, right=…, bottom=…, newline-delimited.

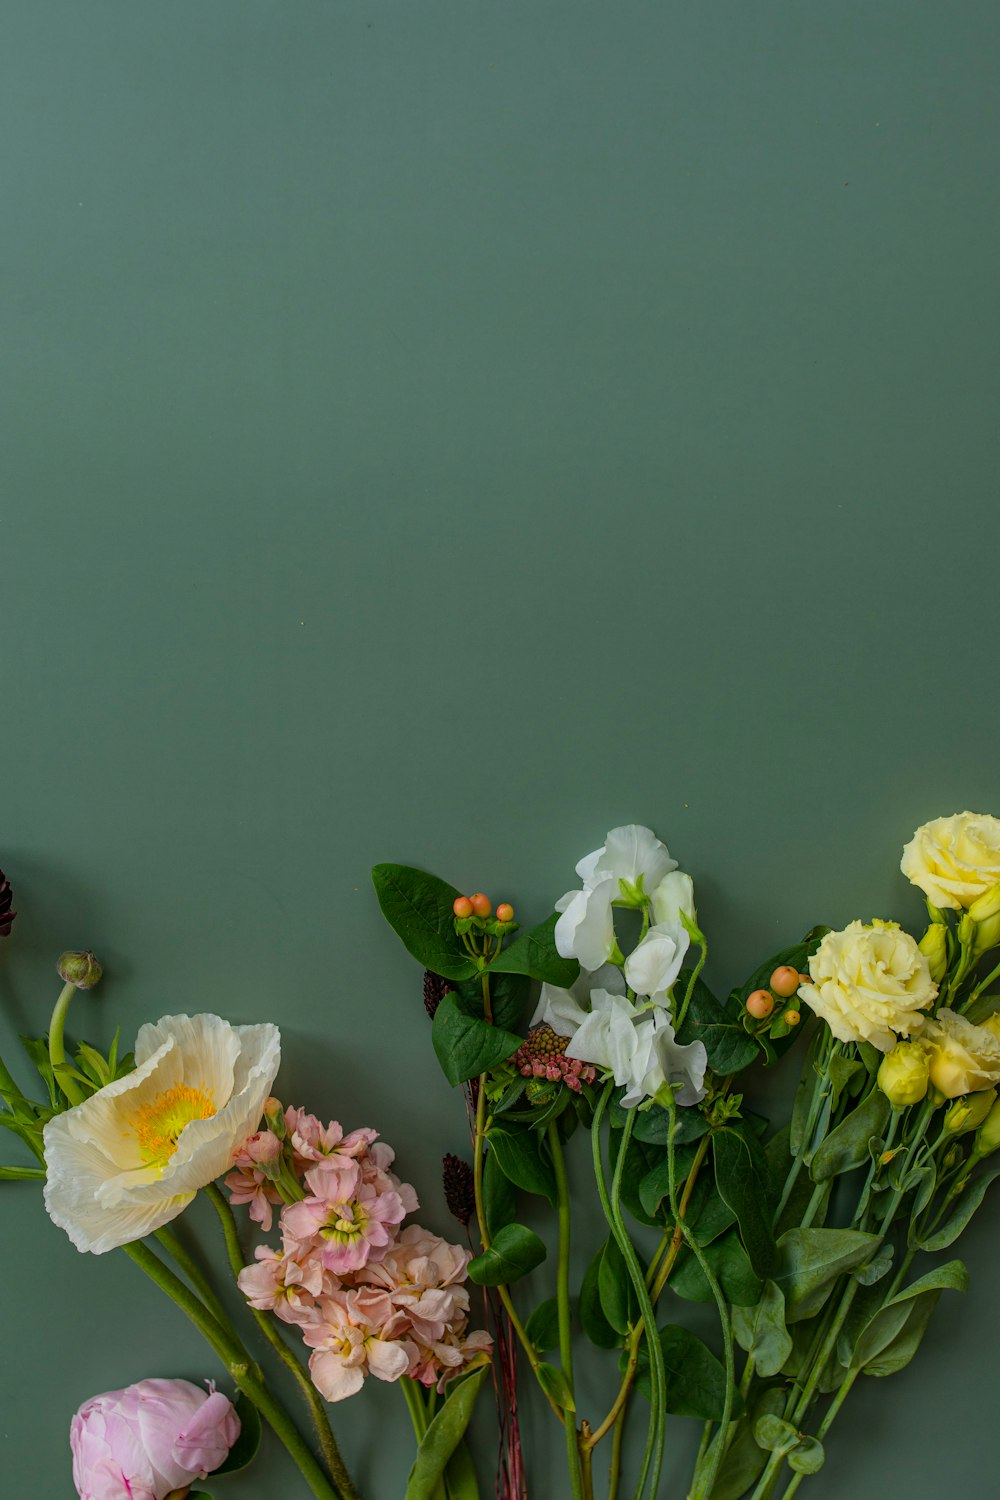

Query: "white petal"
left=135, top=1013, right=241, bottom=1102
left=651, top=872, right=697, bottom=928
left=574, top=848, right=603, bottom=887
left=593, top=826, right=677, bottom=891
left=43, top=1118, right=196, bottom=1253
left=624, top=922, right=690, bottom=998
left=530, top=985, right=589, bottom=1036
left=571, top=880, right=617, bottom=970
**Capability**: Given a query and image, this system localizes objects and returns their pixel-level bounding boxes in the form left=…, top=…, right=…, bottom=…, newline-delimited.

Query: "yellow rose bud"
left=924, top=1008, right=1000, bottom=1098
left=878, top=1041, right=931, bottom=1108
left=944, top=1087, right=997, bottom=1135
left=974, top=1097, right=1000, bottom=1158
left=918, top=923, right=949, bottom=984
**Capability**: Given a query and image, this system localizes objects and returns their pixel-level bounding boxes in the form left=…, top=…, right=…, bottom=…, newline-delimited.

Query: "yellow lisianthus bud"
left=974, top=1097, right=1000, bottom=1158
left=970, top=882, right=1000, bottom=924
left=923, top=1009, right=1000, bottom=1098
left=944, top=1087, right=997, bottom=1135
left=918, top=923, right=949, bottom=984
left=878, top=1041, right=931, bottom=1108
left=969, top=883, right=1000, bottom=959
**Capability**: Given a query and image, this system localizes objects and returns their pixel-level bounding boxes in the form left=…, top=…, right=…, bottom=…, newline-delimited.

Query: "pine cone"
left=442, top=1152, right=475, bottom=1226
left=0, top=869, right=15, bottom=938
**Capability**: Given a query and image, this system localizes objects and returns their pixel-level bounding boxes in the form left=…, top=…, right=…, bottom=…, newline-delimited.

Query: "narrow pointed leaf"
left=404, top=1365, right=488, bottom=1500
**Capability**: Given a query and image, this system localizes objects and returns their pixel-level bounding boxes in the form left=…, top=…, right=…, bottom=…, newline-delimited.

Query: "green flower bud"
left=56, top=950, right=103, bottom=990
left=958, top=912, right=976, bottom=949
left=878, top=1041, right=931, bottom=1108
left=944, top=1087, right=997, bottom=1136
left=974, top=1097, right=1000, bottom=1158
left=969, top=883, right=1000, bottom=959
left=970, top=882, right=1000, bottom=924
left=918, top=923, right=949, bottom=984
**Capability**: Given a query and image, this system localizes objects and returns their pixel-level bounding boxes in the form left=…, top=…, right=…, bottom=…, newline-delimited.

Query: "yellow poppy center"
left=130, top=1082, right=216, bottom=1168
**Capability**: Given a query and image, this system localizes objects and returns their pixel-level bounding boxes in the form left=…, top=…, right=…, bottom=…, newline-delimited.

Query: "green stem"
left=547, top=1122, right=584, bottom=1500
left=203, top=1184, right=359, bottom=1500
left=154, top=1223, right=232, bottom=1330
left=400, top=1375, right=429, bottom=1440
left=676, top=934, right=708, bottom=1030
left=122, top=1239, right=341, bottom=1500
left=48, top=981, right=85, bottom=1106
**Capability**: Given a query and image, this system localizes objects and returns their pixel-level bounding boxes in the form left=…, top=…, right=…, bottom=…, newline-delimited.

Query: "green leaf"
left=850, top=1260, right=969, bottom=1376
left=706, top=1387, right=785, bottom=1500
left=631, top=1102, right=710, bottom=1147
left=487, top=1127, right=556, bottom=1204
left=713, top=1127, right=777, bottom=1277
left=917, top=1166, right=1000, bottom=1251
left=790, top=1029, right=824, bottom=1155
left=774, top=1227, right=880, bottom=1323
left=453, top=971, right=531, bottom=1031
left=404, top=1365, right=488, bottom=1500
left=754, top=1414, right=801, bottom=1454
left=19, top=1035, right=58, bottom=1109
left=964, top=992, right=1000, bottom=1026
left=443, top=1440, right=480, bottom=1500
left=731, top=1281, right=792, bottom=1378
left=579, top=1245, right=620, bottom=1349
left=483, top=1143, right=518, bottom=1236
left=536, top=1361, right=575, bottom=1411
left=468, top=1223, right=546, bottom=1286
left=677, top=973, right=758, bottom=1075
left=827, top=1053, right=863, bottom=1108
left=670, top=1229, right=762, bottom=1307
left=852, top=1242, right=894, bottom=1286
left=810, top=1088, right=891, bottom=1183
left=730, top=928, right=829, bottom=1067
left=598, top=1233, right=637, bottom=1335
left=0, top=1164, right=45, bottom=1179
left=787, top=1436, right=825, bottom=1475
left=525, top=1297, right=561, bottom=1354
left=431, top=995, right=521, bottom=1087
left=490, top=912, right=579, bottom=987
left=613, top=1130, right=678, bottom=1227
left=372, top=864, right=477, bottom=982
left=212, top=1393, right=262, bottom=1475
left=633, top=1325, right=740, bottom=1420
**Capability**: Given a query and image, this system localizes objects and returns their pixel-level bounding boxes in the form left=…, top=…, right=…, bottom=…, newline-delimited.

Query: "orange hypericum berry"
left=798, top=972, right=812, bottom=985
left=770, top=965, right=800, bottom=998
left=469, top=893, right=492, bottom=918
left=746, top=989, right=775, bottom=1020
left=785, top=1010, right=802, bottom=1026
left=496, top=903, right=514, bottom=923
left=453, top=896, right=473, bottom=918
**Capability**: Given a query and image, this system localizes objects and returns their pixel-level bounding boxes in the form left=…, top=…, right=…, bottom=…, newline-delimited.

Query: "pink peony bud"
left=70, top=1378, right=240, bottom=1500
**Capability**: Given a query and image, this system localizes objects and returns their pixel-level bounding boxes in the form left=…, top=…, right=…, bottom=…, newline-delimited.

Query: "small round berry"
left=770, top=965, right=800, bottom=998
left=496, top=902, right=514, bottom=923
left=469, top=893, right=492, bottom=918
left=798, top=972, right=812, bottom=986
left=785, top=1010, right=801, bottom=1027
left=746, top=989, right=775, bottom=1020
left=453, top=896, right=473, bottom=918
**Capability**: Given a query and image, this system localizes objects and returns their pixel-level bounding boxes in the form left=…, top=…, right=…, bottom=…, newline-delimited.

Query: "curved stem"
left=48, top=981, right=85, bottom=1106
left=122, top=1239, right=341, bottom=1500
left=154, top=1224, right=232, bottom=1330
left=204, top=1184, right=360, bottom=1500
left=676, top=935, right=708, bottom=1031
left=547, top=1122, right=584, bottom=1500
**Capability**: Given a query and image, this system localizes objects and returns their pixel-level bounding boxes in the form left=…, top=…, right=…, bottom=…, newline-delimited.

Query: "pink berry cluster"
left=513, top=1024, right=596, bottom=1093
left=226, top=1102, right=491, bottom=1403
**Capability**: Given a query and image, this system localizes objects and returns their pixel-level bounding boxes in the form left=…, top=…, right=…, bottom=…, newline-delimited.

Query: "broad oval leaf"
left=731, top=1280, right=792, bottom=1378
left=404, top=1365, right=488, bottom=1500
left=525, top=1297, right=561, bottom=1354
left=713, top=1126, right=777, bottom=1277
left=810, top=1089, right=891, bottom=1183
left=632, top=1325, right=741, bottom=1421
left=536, top=1361, right=576, bottom=1411
left=483, top=1143, right=518, bottom=1236
left=487, top=1127, right=556, bottom=1204
left=670, top=1228, right=762, bottom=1307
left=372, top=864, right=477, bottom=981
left=490, top=911, right=579, bottom=986
left=774, top=1227, right=880, bottom=1323
left=598, top=1233, right=637, bottom=1335
left=579, top=1245, right=620, bottom=1349
left=676, top=972, right=758, bottom=1075
left=431, top=995, right=522, bottom=1087
left=468, top=1223, right=546, bottom=1286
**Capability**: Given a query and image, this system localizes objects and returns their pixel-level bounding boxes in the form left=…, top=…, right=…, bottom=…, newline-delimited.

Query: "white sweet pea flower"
left=651, top=871, right=697, bottom=929
left=565, top=990, right=707, bottom=1108
left=554, top=877, right=618, bottom=969
left=43, top=1013, right=281, bottom=1254
left=624, top=920, right=690, bottom=999
left=578, top=825, right=678, bottom=905
left=531, top=965, right=626, bottom=1036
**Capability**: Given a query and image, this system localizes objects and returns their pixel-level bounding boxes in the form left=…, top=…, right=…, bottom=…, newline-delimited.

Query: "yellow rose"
left=922, top=1008, right=1000, bottom=1098
left=799, top=920, right=937, bottom=1053
left=877, top=1040, right=931, bottom=1108
left=901, top=811, right=1000, bottom=910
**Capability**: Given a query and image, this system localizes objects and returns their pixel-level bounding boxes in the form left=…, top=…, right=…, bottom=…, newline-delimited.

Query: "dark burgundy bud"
left=0, top=869, right=16, bottom=938
left=442, top=1152, right=475, bottom=1227
left=423, top=971, right=451, bottom=1019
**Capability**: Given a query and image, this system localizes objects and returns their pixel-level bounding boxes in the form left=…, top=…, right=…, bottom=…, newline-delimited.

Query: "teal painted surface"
left=1, top=2, right=998, bottom=1495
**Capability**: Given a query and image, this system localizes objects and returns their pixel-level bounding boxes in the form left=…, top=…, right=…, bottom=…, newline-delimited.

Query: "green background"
left=2, top=2, right=999, bottom=1496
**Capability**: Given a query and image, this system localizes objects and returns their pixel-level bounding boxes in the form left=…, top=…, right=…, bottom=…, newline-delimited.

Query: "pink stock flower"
left=71, top=1378, right=239, bottom=1500
left=237, top=1244, right=325, bottom=1326
left=225, top=1128, right=286, bottom=1231
left=302, top=1290, right=415, bottom=1402
left=283, top=1181, right=407, bottom=1274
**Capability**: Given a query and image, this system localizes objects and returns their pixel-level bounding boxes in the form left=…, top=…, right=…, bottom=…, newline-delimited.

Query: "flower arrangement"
left=2, top=811, right=1000, bottom=1500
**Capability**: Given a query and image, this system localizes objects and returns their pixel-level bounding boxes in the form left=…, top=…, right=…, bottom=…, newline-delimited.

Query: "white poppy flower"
left=624, top=921, right=690, bottom=999
left=565, top=990, right=707, bottom=1108
left=43, top=1013, right=281, bottom=1254
left=651, top=871, right=697, bottom=929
